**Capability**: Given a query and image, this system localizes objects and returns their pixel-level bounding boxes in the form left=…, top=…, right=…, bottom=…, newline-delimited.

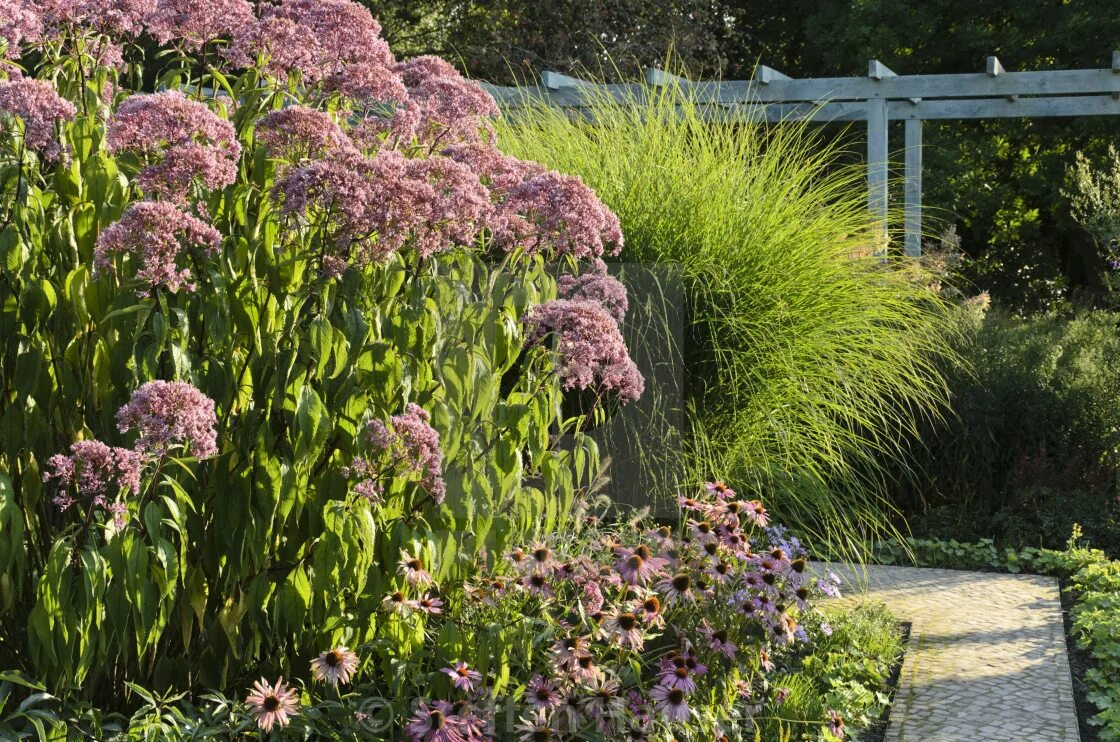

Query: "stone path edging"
left=813, top=563, right=1080, bottom=742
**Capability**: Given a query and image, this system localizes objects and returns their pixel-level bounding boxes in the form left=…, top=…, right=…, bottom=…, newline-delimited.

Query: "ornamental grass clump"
left=496, top=77, right=959, bottom=558
left=0, top=0, right=645, bottom=723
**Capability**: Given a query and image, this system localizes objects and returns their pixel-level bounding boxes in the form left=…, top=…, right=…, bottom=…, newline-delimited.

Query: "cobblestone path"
left=814, top=563, right=1080, bottom=742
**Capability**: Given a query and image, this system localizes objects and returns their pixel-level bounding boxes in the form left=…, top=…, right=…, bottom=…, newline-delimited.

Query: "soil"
left=1060, top=579, right=1101, bottom=742
left=859, top=621, right=911, bottom=742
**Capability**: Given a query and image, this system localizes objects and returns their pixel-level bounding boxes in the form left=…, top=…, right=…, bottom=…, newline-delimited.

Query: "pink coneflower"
left=676, top=495, right=706, bottom=513
left=706, top=560, right=733, bottom=585
left=584, top=678, right=626, bottom=730
left=245, top=677, right=299, bottom=732
left=687, top=519, right=717, bottom=544
left=414, top=593, right=444, bottom=614
left=649, top=683, right=690, bottom=723
left=774, top=687, right=792, bottom=705
left=654, top=572, right=694, bottom=604
left=399, top=550, right=433, bottom=587
left=647, top=525, right=675, bottom=551
left=657, top=660, right=697, bottom=694
left=522, top=572, right=554, bottom=599
left=603, top=610, right=644, bottom=649
left=442, top=662, right=481, bottom=693
left=705, top=480, right=735, bottom=499
left=516, top=710, right=559, bottom=741
left=775, top=612, right=799, bottom=644
left=698, top=623, right=738, bottom=659
left=634, top=593, right=664, bottom=627
left=382, top=590, right=410, bottom=614
left=310, top=646, right=359, bottom=686
left=525, top=674, right=562, bottom=711
left=759, top=647, right=774, bottom=672
left=527, top=541, right=558, bottom=573
left=743, top=500, right=770, bottom=528
left=448, top=700, right=487, bottom=741
left=613, top=544, right=668, bottom=585
left=551, top=635, right=588, bottom=668
left=405, top=700, right=465, bottom=742
left=506, top=547, right=529, bottom=570
left=568, top=652, right=603, bottom=686
left=828, top=710, right=846, bottom=739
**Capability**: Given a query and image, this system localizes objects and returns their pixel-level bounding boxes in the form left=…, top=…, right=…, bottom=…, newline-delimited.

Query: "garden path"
left=813, top=563, right=1080, bottom=741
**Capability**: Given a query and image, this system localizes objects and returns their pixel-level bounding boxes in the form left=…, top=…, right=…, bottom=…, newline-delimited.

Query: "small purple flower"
left=441, top=662, right=481, bottom=693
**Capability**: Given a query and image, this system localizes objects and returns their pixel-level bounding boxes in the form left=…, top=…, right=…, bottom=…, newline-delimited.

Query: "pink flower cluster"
left=106, top=91, right=240, bottom=199
left=0, top=0, right=41, bottom=57
left=44, top=440, right=143, bottom=527
left=347, top=403, right=446, bottom=504
left=94, top=201, right=221, bottom=295
left=557, top=266, right=629, bottom=323
left=30, top=0, right=152, bottom=37
left=116, top=380, right=218, bottom=459
left=256, top=106, right=354, bottom=163
left=144, top=0, right=253, bottom=49
left=275, top=149, right=491, bottom=269
left=229, top=0, right=403, bottom=104
left=523, top=299, right=644, bottom=403
left=493, top=171, right=623, bottom=260
left=44, top=381, right=218, bottom=527
left=0, top=77, right=76, bottom=161
left=393, top=55, right=499, bottom=148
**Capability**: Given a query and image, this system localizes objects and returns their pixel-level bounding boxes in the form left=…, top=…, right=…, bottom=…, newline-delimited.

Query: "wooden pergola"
left=483, top=53, right=1120, bottom=256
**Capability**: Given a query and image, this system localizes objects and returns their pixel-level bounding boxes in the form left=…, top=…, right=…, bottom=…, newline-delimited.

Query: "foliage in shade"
left=495, top=79, right=958, bottom=558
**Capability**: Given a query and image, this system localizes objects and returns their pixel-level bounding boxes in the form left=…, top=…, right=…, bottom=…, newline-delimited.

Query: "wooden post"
left=904, top=118, right=923, bottom=256
left=866, top=97, right=890, bottom=247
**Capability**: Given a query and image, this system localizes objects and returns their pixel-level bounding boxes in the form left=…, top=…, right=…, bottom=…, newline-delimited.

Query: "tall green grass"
left=495, top=81, right=958, bottom=557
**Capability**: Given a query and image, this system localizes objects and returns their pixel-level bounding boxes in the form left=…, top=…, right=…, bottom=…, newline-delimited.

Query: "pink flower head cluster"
left=106, top=91, right=240, bottom=199
left=0, top=77, right=76, bottom=161
left=0, top=0, right=42, bottom=57
left=44, top=440, right=142, bottom=527
left=446, top=483, right=829, bottom=737
left=116, top=380, right=218, bottom=459
left=94, top=200, right=221, bottom=295
left=442, top=141, right=546, bottom=198
left=30, top=0, right=153, bottom=37
left=230, top=0, right=403, bottom=104
left=144, top=0, right=254, bottom=49
left=352, top=403, right=445, bottom=504
left=523, top=299, right=644, bottom=403
left=275, top=149, right=490, bottom=269
left=256, top=106, right=354, bottom=163
left=493, top=171, right=623, bottom=260
left=393, top=55, right=499, bottom=147
left=557, top=266, right=629, bottom=323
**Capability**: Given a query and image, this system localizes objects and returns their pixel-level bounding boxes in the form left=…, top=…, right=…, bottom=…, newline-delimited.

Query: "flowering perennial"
left=557, top=268, right=629, bottom=323
left=115, top=380, right=218, bottom=459
left=94, top=201, right=222, bottom=295
left=0, top=78, right=76, bottom=161
left=523, top=299, right=644, bottom=403
left=106, top=91, right=240, bottom=198
left=44, top=440, right=143, bottom=526
left=344, top=403, right=446, bottom=504
left=256, top=106, right=355, bottom=163
left=144, top=0, right=253, bottom=49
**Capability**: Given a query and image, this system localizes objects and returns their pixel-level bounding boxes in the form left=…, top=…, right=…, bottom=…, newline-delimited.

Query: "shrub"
left=494, top=78, right=957, bottom=558
left=0, top=0, right=636, bottom=710
left=895, top=310, right=1120, bottom=555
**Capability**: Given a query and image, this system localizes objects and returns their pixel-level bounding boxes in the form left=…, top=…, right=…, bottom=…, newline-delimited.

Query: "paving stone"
left=812, top=563, right=1080, bottom=741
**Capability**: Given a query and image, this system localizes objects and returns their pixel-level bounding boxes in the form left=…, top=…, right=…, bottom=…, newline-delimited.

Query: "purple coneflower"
left=399, top=550, right=434, bottom=587
left=743, top=500, right=770, bottom=528
left=583, top=678, right=626, bottom=731
left=613, top=544, right=668, bottom=585
left=698, top=623, right=737, bottom=659
left=828, top=709, right=846, bottom=739
left=527, top=541, right=558, bottom=573
left=310, top=646, right=359, bottom=686
left=382, top=590, right=411, bottom=614
left=522, top=572, right=554, bottom=599
left=414, top=593, right=444, bottom=614
left=567, top=652, right=603, bottom=686
left=405, top=700, right=465, bottom=742
left=655, top=572, right=694, bottom=604
left=705, top=480, right=735, bottom=499
left=245, top=677, right=299, bottom=732
left=635, top=593, right=664, bottom=627
left=649, top=683, right=690, bottom=723
left=442, top=662, right=482, bottom=693
left=525, top=674, right=562, bottom=711
left=603, top=610, right=644, bottom=649
left=516, top=710, right=559, bottom=741
left=759, top=647, right=774, bottom=672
